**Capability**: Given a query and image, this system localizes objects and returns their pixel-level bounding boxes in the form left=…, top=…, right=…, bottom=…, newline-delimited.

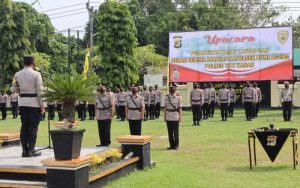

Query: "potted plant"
left=44, top=73, right=98, bottom=160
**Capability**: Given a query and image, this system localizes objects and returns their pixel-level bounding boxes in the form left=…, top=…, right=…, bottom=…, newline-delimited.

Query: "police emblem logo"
left=277, top=30, right=289, bottom=44
left=173, top=36, right=182, bottom=48
left=267, top=135, right=277, bottom=146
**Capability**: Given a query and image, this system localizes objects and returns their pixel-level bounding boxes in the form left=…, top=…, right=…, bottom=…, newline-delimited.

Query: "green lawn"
left=1, top=108, right=300, bottom=188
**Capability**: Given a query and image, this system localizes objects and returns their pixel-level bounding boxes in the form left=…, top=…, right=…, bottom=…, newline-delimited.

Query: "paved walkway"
left=0, top=146, right=106, bottom=167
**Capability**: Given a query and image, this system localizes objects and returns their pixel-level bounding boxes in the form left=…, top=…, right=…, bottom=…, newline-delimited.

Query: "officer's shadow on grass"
left=226, top=165, right=290, bottom=172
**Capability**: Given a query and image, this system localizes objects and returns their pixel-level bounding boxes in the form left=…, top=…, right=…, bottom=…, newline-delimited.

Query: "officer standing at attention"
left=253, top=82, right=262, bottom=118
left=11, top=56, right=45, bottom=157
left=228, top=84, right=236, bottom=117
left=208, top=83, right=216, bottom=118
left=281, top=81, right=293, bottom=121
left=10, top=92, right=19, bottom=119
left=56, top=101, right=63, bottom=121
left=0, top=92, right=8, bottom=120
left=47, top=101, right=55, bottom=120
left=149, top=86, right=156, bottom=120
left=143, top=86, right=150, bottom=121
left=242, top=82, right=256, bottom=121
left=164, top=83, right=182, bottom=150
left=154, top=85, right=162, bottom=119
left=96, top=85, right=115, bottom=147
left=125, top=85, right=145, bottom=135
left=190, top=83, right=203, bottom=126
left=87, top=99, right=96, bottom=120
left=117, top=88, right=127, bottom=121
left=115, top=88, right=120, bottom=119
left=218, top=83, right=230, bottom=121
left=202, top=84, right=211, bottom=120
left=79, top=100, right=87, bottom=121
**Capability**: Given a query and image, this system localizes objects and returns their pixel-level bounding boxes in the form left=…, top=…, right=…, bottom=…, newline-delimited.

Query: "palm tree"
left=44, top=73, right=98, bottom=126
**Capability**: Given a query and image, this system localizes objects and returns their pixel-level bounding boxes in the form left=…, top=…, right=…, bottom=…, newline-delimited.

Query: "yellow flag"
left=83, top=51, right=90, bottom=79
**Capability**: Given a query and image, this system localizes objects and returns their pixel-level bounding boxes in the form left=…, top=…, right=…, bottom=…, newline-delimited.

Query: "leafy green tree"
left=134, top=44, right=167, bottom=77
left=96, top=0, right=138, bottom=88
left=0, top=0, right=14, bottom=87
left=230, top=0, right=285, bottom=27
left=0, top=0, right=31, bottom=87
left=13, top=2, right=55, bottom=53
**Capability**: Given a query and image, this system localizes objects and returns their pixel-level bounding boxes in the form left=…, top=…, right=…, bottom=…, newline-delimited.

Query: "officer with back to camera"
left=11, top=56, right=45, bottom=157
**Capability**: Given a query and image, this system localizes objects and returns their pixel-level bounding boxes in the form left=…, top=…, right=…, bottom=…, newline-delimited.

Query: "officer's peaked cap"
left=23, top=56, right=35, bottom=64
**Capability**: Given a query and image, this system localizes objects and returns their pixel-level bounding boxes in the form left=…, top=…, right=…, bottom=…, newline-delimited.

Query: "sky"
left=14, top=0, right=300, bottom=38
left=15, top=0, right=104, bottom=38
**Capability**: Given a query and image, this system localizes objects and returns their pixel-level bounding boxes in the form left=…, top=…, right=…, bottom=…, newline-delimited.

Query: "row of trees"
left=0, top=0, right=299, bottom=90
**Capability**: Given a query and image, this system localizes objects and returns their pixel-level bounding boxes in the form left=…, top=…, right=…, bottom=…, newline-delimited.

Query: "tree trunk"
left=63, top=102, right=76, bottom=123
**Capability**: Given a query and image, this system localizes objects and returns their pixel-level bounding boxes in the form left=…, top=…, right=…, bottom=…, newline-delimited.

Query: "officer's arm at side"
left=11, top=74, right=20, bottom=94
left=178, top=96, right=182, bottom=122
left=36, top=73, right=44, bottom=108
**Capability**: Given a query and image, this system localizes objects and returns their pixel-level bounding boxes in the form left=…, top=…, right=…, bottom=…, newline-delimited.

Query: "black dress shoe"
left=22, top=152, right=28, bottom=157
left=96, top=144, right=104, bottom=147
left=167, top=147, right=174, bottom=150
left=27, top=151, right=41, bottom=157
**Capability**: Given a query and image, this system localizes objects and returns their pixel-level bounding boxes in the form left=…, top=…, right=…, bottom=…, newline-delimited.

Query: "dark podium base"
left=122, top=142, right=151, bottom=169
left=47, top=166, right=89, bottom=188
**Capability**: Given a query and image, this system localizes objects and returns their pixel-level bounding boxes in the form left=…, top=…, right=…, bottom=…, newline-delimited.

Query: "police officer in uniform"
left=218, top=84, right=230, bottom=121
left=10, top=92, right=19, bottom=119
left=228, top=84, right=236, bottom=117
left=190, top=83, right=203, bottom=126
left=96, top=85, right=115, bottom=147
left=242, top=82, right=256, bottom=121
left=202, top=84, right=211, bottom=120
left=253, top=82, right=262, bottom=118
left=117, top=88, right=127, bottom=121
left=143, top=86, right=150, bottom=121
left=208, top=83, right=216, bottom=117
left=154, top=85, right=162, bottom=119
left=115, top=88, right=120, bottom=119
left=149, top=86, right=156, bottom=120
left=56, top=101, right=63, bottom=121
left=79, top=100, right=87, bottom=121
left=125, top=85, right=145, bottom=135
left=0, top=92, right=8, bottom=120
left=164, top=83, right=182, bottom=150
left=88, top=100, right=96, bottom=120
left=281, top=81, right=293, bottom=121
left=11, top=56, right=44, bottom=157
left=47, top=101, right=55, bottom=120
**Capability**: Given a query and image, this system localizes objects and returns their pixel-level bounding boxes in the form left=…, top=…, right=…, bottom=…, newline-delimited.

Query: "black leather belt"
left=167, top=109, right=178, bottom=112
left=128, top=108, right=140, bottom=110
left=192, top=99, right=201, bottom=102
left=20, top=94, right=37, bottom=97
left=97, top=106, right=111, bottom=110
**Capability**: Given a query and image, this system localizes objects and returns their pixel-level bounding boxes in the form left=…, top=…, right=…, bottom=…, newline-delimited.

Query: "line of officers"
left=190, top=81, right=262, bottom=124
left=45, top=84, right=163, bottom=122
left=0, top=92, right=19, bottom=120
left=95, top=83, right=181, bottom=150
